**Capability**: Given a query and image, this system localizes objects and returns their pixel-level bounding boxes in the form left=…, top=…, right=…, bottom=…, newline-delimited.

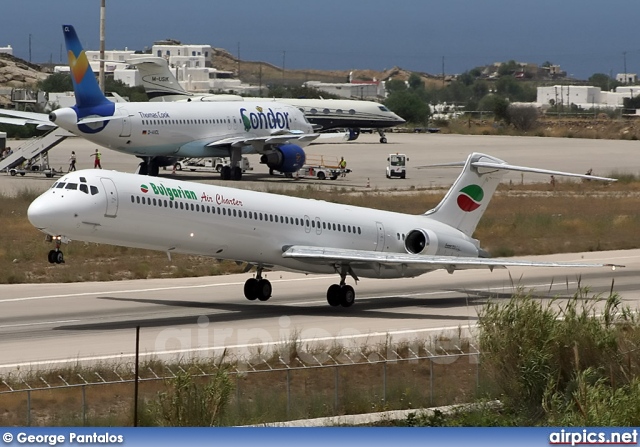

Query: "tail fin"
left=424, top=152, right=616, bottom=236
left=62, top=25, right=112, bottom=109
left=425, top=153, right=507, bottom=236
left=126, top=56, right=191, bottom=101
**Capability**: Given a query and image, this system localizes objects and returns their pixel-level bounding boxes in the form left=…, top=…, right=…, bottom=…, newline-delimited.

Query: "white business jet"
left=128, top=56, right=406, bottom=143
left=27, top=152, right=621, bottom=308
left=0, top=25, right=319, bottom=180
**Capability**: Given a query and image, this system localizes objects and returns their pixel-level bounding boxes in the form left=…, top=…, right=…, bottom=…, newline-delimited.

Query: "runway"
left=1, top=132, right=640, bottom=371
left=3, top=132, right=640, bottom=196
left=0, top=250, right=637, bottom=370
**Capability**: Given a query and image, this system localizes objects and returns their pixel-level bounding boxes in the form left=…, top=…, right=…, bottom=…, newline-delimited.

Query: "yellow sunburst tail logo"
left=68, top=50, right=89, bottom=85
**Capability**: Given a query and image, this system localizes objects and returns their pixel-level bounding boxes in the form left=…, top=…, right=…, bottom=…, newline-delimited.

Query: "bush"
left=150, top=363, right=233, bottom=426
left=507, top=105, right=538, bottom=131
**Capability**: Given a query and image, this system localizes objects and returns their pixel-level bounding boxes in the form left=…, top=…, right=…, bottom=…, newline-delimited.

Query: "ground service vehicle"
left=386, top=153, right=408, bottom=179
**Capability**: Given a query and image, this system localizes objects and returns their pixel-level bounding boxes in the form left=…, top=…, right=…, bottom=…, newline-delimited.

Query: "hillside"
left=0, top=54, right=48, bottom=107
left=212, top=47, right=421, bottom=86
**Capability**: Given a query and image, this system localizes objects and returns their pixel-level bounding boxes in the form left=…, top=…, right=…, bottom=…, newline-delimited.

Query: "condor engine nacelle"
left=259, top=143, right=306, bottom=173
left=404, top=228, right=482, bottom=258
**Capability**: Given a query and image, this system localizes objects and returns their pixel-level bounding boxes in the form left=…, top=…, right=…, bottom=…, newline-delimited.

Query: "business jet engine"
left=404, top=229, right=479, bottom=257
left=260, top=144, right=306, bottom=173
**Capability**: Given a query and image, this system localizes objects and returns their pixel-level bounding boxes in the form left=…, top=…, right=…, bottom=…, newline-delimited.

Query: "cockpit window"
left=79, top=177, right=87, bottom=183
left=51, top=182, right=58, bottom=189
left=90, top=186, right=99, bottom=195
left=79, top=184, right=89, bottom=194
left=378, top=106, right=390, bottom=112
left=65, top=183, right=78, bottom=190
left=56, top=183, right=65, bottom=189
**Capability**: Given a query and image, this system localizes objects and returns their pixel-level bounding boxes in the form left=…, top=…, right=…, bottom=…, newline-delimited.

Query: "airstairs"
left=0, top=128, right=74, bottom=173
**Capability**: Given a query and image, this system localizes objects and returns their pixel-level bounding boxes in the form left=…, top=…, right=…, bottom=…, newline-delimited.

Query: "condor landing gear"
left=137, top=158, right=160, bottom=176
left=326, top=265, right=357, bottom=307
left=243, top=267, right=272, bottom=301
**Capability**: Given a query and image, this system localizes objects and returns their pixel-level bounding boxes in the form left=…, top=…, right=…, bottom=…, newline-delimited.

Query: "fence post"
left=382, top=362, right=387, bottom=405
left=334, top=366, right=339, bottom=414
left=82, top=385, right=87, bottom=426
left=429, top=358, right=434, bottom=406
left=286, top=369, right=291, bottom=418
left=27, top=389, right=31, bottom=426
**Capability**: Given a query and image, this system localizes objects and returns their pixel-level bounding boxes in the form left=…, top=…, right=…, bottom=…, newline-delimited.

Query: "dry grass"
left=2, top=180, right=640, bottom=284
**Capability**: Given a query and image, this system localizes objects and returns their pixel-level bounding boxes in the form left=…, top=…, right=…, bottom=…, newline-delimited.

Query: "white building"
left=536, top=85, right=632, bottom=110
left=152, top=42, right=212, bottom=68
left=616, top=73, right=637, bottom=84
left=85, top=49, right=136, bottom=74
left=0, top=45, right=13, bottom=56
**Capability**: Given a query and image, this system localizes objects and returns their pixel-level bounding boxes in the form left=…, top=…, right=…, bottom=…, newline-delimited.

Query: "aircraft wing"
left=282, top=246, right=622, bottom=273
left=206, top=133, right=320, bottom=152
left=0, top=110, right=53, bottom=127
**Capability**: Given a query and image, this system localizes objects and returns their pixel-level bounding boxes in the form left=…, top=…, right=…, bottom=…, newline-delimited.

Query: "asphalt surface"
left=1, top=132, right=639, bottom=370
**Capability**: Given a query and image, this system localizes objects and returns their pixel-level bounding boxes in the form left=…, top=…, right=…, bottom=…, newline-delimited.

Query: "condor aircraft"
left=128, top=56, right=406, bottom=143
left=27, top=152, right=620, bottom=308
left=0, top=26, right=319, bottom=180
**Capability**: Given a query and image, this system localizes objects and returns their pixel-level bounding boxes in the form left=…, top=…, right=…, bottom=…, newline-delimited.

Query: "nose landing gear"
left=46, top=236, right=65, bottom=264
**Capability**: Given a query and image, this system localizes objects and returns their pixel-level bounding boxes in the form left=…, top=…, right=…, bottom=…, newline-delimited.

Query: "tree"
left=38, top=72, right=73, bottom=93
left=408, top=72, right=424, bottom=90
left=588, top=73, right=619, bottom=92
left=384, top=78, right=408, bottom=94
left=384, top=90, right=430, bottom=125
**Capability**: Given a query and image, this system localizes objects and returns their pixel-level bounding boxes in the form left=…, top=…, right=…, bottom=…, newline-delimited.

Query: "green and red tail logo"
left=457, top=184, right=483, bottom=212
left=140, top=184, right=149, bottom=193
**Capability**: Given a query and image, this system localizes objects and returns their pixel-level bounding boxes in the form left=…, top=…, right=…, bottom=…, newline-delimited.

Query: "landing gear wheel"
left=244, top=278, right=259, bottom=300
left=339, top=285, right=355, bottom=307
left=149, top=161, right=160, bottom=177
left=47, top=249, right=57, bottom=264
left=327, top=284, right=341, bottom=306
left=221, top=165, right=231, bottom=180
left=380, top=137, right=387, bottom=143
left=256, top=279, right=272, bottom=301
left=54, top=251, right=64, bottom=264
left=138, top=162, right=148, bottom=176
left=231, top=166, right=242, bottom=181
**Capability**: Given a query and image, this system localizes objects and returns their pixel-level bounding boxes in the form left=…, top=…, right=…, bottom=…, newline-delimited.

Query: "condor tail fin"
left=62, top=25, right=112, bottom=110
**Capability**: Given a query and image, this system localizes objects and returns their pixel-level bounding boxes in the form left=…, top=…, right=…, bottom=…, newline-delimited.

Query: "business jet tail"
left=423, top=152, right=616, bottom=237
left=62, top=25, right=112, bottom=110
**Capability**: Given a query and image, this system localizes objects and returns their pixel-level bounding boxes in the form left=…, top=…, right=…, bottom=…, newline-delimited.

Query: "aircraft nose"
left=28, top=194, right=61, bottom=231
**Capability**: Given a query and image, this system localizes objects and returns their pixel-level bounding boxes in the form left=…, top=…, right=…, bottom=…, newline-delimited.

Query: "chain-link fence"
left=0, top=344, right=481, bottom=426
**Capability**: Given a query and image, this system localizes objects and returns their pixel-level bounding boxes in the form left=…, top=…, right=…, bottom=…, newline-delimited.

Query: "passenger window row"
left=130, top=194, right=363, bottom=235
left=141, top=118, right=234, bottom=126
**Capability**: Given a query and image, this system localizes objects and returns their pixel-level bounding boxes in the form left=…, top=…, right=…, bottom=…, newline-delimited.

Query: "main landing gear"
left=46, top=236, right=64, bottom=264
left=242, top=265, right=358, bottom=308
left=243, top=266, right=272, bottom=301
left=220, top=165, right=243, bottom=181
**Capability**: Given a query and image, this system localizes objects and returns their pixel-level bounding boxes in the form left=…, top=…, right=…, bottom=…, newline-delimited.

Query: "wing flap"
left=206, top=133, right=319, bottom=151
left=282, top=245, right=622, bottom=272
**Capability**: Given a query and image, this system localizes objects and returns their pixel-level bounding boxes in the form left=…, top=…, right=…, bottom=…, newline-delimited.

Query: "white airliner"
left=27, top=152, right=621, bottom=308
left=0, top=25, right=320, bottom=181
left=128, top=56, right=406, bottom=143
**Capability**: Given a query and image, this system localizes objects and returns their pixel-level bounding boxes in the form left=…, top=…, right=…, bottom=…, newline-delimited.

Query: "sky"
left=2, top=1, right=640, bottom=80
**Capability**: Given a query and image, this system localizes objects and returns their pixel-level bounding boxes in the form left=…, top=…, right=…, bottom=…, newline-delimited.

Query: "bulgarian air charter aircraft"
left=28, top=152, right=621, bottom=308
left=0, top=25, right=319, bottom=180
